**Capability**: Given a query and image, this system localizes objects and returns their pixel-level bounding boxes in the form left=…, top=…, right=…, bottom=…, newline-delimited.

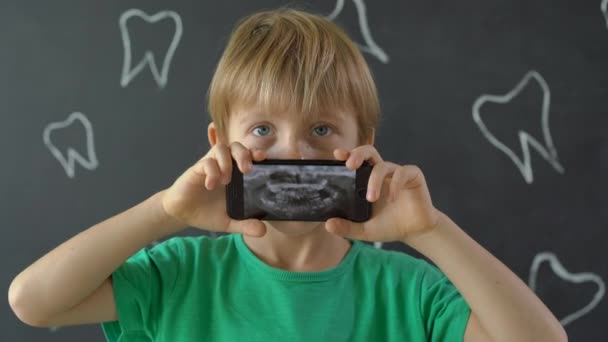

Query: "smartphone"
left=226, top=159, right=372, bottom=222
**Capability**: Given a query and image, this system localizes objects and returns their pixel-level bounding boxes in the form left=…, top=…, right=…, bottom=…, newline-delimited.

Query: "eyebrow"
left=236, top=111, right=270, bottom=127
left=237, top=110, right=346, bottom=126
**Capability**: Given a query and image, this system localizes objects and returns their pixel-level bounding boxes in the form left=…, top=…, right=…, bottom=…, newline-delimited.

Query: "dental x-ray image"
left=243, top=164, right=356, bottom=221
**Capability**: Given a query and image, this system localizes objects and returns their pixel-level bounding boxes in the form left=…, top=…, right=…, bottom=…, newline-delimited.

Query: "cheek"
left=237, top=136, right=269, bottom=151
left=240, top=137, right=346, bottom=159
left=255, top=140, right=336, bottom=159
left=304, top=140, right=341, bottom=158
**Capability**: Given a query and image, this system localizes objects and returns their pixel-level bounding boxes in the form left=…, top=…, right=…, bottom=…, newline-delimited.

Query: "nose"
left=267, top=136, right=317, bottom=160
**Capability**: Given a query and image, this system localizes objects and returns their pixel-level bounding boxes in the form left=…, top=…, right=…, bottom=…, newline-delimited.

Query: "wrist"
left=151, top=190, right=187, bottom=237
left=400, top=210, right=450, bottom=252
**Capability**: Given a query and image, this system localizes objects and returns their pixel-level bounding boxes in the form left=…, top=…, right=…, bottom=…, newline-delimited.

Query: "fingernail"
left=366, top=189, right=375, bottom=201
left=242, top=161, right=251, bottom=172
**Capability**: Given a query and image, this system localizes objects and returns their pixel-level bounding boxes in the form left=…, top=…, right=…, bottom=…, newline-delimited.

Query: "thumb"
left=238, top=219, right=266, bottom=237
left=325, top=218, right=366, bottom=240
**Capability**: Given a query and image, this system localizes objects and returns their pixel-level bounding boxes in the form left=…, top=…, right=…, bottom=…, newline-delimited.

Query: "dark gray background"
left=2, top=0, right=607, bottom=340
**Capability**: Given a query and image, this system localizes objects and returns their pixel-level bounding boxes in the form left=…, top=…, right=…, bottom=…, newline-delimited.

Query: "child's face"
left=225, top=104, right=363, bottom=160
left=218, top=104, right=371, bottom=235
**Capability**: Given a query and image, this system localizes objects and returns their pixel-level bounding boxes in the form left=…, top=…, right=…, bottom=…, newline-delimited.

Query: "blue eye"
left=312, top=125, right=332, bottom=136
left=253, top=125, right=272, bottom=136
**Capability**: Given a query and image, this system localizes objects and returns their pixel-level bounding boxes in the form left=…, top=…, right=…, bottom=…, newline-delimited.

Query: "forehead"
left=230, top=104, right=355, bottom=127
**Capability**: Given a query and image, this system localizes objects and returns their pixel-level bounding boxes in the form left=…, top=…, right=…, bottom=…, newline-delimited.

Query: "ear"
left=208, top=122, right=220, bottom=147
left=366, top=128, right=376, bottom=146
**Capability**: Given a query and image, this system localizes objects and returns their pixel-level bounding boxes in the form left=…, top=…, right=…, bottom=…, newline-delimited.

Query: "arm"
left=8, top=190, right=185, bottom=327
left=405, top=211, right=567, bottom=342
left=9, top=143, right=265, bottom=327
left=327, top=146, right=567, bottom=342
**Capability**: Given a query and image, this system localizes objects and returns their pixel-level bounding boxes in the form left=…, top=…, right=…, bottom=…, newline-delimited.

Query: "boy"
left=9, top=8, right=566, bottom=341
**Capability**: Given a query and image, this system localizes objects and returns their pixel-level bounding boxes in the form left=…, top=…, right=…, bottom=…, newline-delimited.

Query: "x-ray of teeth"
left=119, top=9, right=183, bottom=89
left=326, top=0, right=389, bottom=63
left=244, top=165, right=355, bottom=221
left=43, top=112, right=99, bottom=179
left=472, top=70, right=565, bottom=184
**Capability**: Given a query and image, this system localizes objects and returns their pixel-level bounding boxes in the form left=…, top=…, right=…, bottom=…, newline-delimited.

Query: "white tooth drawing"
left=602, top=0, right=608, bottom=30
left=119, top=9, right=183, bottom=89
left=529, top=252, right=606, bottom=326
left=327, top=0, right=389, bottom=64
left=43, top=112, right=99, bottom=179
left=472, top=70, right=565, bottom=184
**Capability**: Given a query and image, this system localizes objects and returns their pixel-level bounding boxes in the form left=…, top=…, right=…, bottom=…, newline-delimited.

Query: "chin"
left=264, top=220, right=326, bottom=236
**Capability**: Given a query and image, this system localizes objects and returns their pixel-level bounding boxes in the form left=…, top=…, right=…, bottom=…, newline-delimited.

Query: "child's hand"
left=327, top=146, right=441, bottom=243
left=161, top=142, right=267, bottom=237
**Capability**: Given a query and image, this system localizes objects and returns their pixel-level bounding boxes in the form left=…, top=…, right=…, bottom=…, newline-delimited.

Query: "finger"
left=388, top=166, right=408, bottom=202
left=401, top=165, right=424, bottom=189
left=212, top=143, right=233, bottom=185
left=201, top=158, right=221, bottom=190
left=325, top=218, right=367, bottom=240
left=390, top=165, right=424, bottom=200
left=366, top=162, right=397, bottom=202
left=187, top=157, right=209, bottom=187
left=229, top=142, right=253, bottom=174
left=333, top=148, right=350, bottom=161
left=251, top=148, right=266, bottom=162
left=243, top=219, right=267, bottom=237
left=345, top=145, right=383, bottom=169
left=226, top=219, right=267, bottom=237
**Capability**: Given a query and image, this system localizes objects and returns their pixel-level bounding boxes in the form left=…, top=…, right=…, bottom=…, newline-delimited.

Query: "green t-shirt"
left=101, top=234, right=470, bottom=341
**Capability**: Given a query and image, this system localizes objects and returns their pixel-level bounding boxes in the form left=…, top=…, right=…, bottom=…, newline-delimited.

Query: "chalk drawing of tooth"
left=327, top=0, right=389, bottom=63
left=529, top=252, right=605, bottom=326
left=43, top=112, right=99, bottom=178
left=602, top=0, right=608, bottom=30
left=472, top=70, right=565, bottom=184
left=119, top=9, right=183, bottom=89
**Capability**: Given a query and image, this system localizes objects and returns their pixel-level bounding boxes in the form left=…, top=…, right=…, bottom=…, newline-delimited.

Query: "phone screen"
left=243, top=163, right=357, bottom=221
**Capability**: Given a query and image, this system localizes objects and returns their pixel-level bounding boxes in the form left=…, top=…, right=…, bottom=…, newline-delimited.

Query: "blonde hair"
left=207, top=7, right=380, bottom=143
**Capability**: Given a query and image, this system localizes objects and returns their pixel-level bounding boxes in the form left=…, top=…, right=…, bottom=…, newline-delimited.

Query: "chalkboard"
left=2, top=0, right=607, bottom=341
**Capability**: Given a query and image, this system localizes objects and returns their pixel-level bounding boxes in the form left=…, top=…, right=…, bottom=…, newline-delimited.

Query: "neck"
left=242, top=221, right=352, bottom=272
